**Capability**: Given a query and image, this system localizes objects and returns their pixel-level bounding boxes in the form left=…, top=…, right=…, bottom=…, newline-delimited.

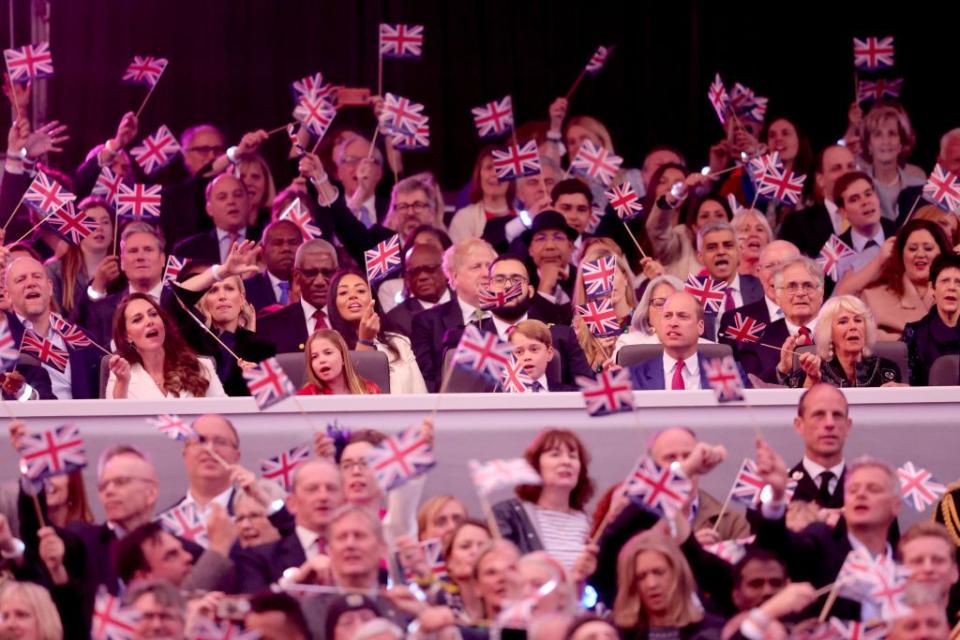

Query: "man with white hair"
left=334, top=133, right=389, bottom=227
left=718, top=240, right=800, bottom=343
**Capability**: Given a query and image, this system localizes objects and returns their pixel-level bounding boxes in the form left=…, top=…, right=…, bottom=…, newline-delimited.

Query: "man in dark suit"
left=385, top=243, right=451, bottom=336
left=257, top=238, right=339, bottom=353
left=832, top=171, right=899, bottom=285
left=4, top=256, right=101, bottom=399
left=244, top=220, right=303, bottom=313
left=234, top=459, right=345, bottom=593
left=778, top=144, right=857, bottom=258
left=629, top=291, right=748, bottom=390
left=333, top=135, right=391, bottom=227
left=174, top=173, right=259, bottom=264
left=717, top=240, right=799, bottom=341
left=785, top=384, right=852, bottom=509
left=753, top=435, right=902, bottom=621
left=441, top=255, right=594, bottom=387
left=695, top=221, right=764, bottom=340
left=411, top=239, right=498, bottom=392
left=520, top=211, right=577, bottom=322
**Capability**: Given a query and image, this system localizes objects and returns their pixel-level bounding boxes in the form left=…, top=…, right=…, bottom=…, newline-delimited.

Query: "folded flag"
left=243, top=357, right=296, bottom=410
left=279, top=198, right=323, bottom=240
left=364, top=234, right=403, bottom=284
left=818, top=235, right=857, bottom=282
left=577, top=369, right=634, bottom=417
left=472, top=95, right=514, bottom=139
left=130, top=125, right=181, bottom=175
left=452, top=325, right=513, bottom=382
left=3, top=42, right=54, bottom=81
left=379, top=23, right=424, bottom=59
left=469, top=457, right=541, bottom=495
left=922, top=164, right=960, bottom=213
left=293, top=93, right=336, bottom=138
left=260, top=444, right=311, bottom=492
left=605, top=181, right=644, bottom=221
left=722, top=312, right=766, bottom=344
left=570, top=139, right=622, bottom=187
left=500, top=357, right=534, bottom=394
left=625, top=457, right=693, bottom=516
left=575, top=296, right=621, bottom=337
left=123, top=55, right=168, bottom=88
left=291, top=71, right=337, bottom=103
left=853, top=36, right=895, bottom=70
left=747, top=151, right=783, bottom=181
left=703, top=355, right=745, bottom=403
left=702, top=535, right=756, bottom=564
left=158, top=502, right=209, bottom=547
left=45, top=202, right=98, bottom=245
left=23, top=172, right=77, bottom=216
left=478, top=281, right=524, bottom=310
left=581, top=255, right=617, bottom=300
left=20, top=331, right=69, bottom=372
left=116, top=183, right=162, bottom=219
left=492, top=140, right=541, bottom=181
left=92, top=586, right=141, bottom=640
left=379, top=93, right=426, bottom=135
left=729, top=82, right=768, bottom=123
left=684, top=274, right=727, bottom=313
left=897, top=461, right=947, bottom=512
left=366, top=425, right=436, bottom=493
left=16, top=424, right=86, bottom=480
left=148, top=414, right=196, bottom=441
left=708, top=73, right=730, bottom=124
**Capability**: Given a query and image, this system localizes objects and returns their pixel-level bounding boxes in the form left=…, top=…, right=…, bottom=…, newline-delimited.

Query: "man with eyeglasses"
left=257, top=238, right=339, bottom=352
left=734, top=256, right=825, bottom=384
left=334, top=134, right=388, bottom=228
left=385, top=243, right=450, bottom=336
left=125, top=580, right=186, bottom=640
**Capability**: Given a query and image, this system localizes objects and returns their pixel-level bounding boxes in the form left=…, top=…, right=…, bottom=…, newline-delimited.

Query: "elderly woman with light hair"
left=784, top=294, right=904, bottom=388
left=731, top=208, right=773, bottom=277
left=0, top=581, right=65, bottom=640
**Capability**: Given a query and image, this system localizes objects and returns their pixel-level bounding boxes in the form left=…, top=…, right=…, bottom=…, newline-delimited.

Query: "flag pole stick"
left=477, top=493, right=502, bottom=540
left=901, top=193, right=924, bottom=225
left=18, top=464, right=46, bottom=528
left=428, top=364, right=453, bottom=424
left=170, top=292, right=244, bottom=363
left=134, top=70, right=163, bottom=119
left=1, top=192, right=29, bottom=233
left=621, top=221, right=648, bottom=259
left=366, top=124, right=380, bottom=161
left=112, top=213, right=120, bottom=256
left=564, top=69, right=587, bottom=102
left=711, top=475, right=736, bottom=533
left=377, top=53, right=383, bottom=99
left=266, top=122, right=293, bottom=137
left=589, top=484, right=627, bottom=545
left=10, top=208, right=59, bottom=245
left=818, top=581, right=842, bottom=623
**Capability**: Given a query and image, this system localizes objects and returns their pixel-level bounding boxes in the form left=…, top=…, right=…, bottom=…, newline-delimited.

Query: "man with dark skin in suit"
left=403, top=244, right=447, bottom=306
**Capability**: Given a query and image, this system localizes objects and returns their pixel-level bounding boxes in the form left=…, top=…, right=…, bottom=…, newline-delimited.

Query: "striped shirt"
left=533, top=506, right=589, bottom=569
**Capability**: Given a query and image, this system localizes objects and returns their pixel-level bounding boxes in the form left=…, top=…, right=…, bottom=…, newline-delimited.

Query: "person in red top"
left=297, top=329, right=380, bottom=395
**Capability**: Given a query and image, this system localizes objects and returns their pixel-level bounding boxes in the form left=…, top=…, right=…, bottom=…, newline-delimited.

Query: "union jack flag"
left=452, top=325, right=513, bottom=381
left=853, top=36, right=895, bottom=70
left=293, top=93, right=336, bottom=138
left=702, top=535, right=756, bottom=564
left=158, top=502, right=209, bottom=547
left=130, top=125, right=181, bottom=175
left=577, top=369, right=634, bottom=417
left=575, top=296, right=621, bottom=337
left=379, top=93, right=427, bottom=135
left=729, top=83, right=768, bottom=123
left=278, top=198, right=323, bottom=240
left=3, top=42, right=54, bottom=81
left=16, top=424, right=86, bottom=480
left=291, top=71, right=337, bottom=102
left=260, top=444, right=311, bottom=492
left=500, top=357, right=533, bottom=394
left=492, top=140, right=541, bottom=181
left=44, top=203, right=98, bottom=245
left=826, top=618, right=888, bottom=640
left=366, top=425, right=436, bottom=493
left=703, top=355, right=745, bottom=403
left=163, top=255, right=185, bottom=284
left=115, top=183, right=162, bottom=219
left=243, top=357, right=296, bottom=410
left=729, top=458, right=768, bottom=507
left=92, top=586, right=140, bottom=640
left=472, top=95, right=514, bottom=139
left=581, top=255, right=617, bottom=300
left=20, top=331, right=69, bottom=372
left=23, top=172, right=76, bottom=216
left=379, top=23, right=424, bottom=59
left=756, top=166, right=806, bottom=205
left=605, top=181, right=644, bottom=221
left=469, top=458, right=541, bottom=495
left=92, top=167, right=124, bottom=202
left=570, top=139, right=622, bottom=187
left=390, top=118, right=430, bottom=151
left=922, top=164, right=960, bottom=212
left=122, top=55, right=167, bottom=87
left=49, top=314, right=92, bottom=349
left=478, top=281, right=524, bottom=310
left=187, top=618, right=260, bottom=640
left=147, top=414, right=196, bottom=441
left=684, top=274, right=727, bottom=313
left=856, top=78, right=902, bottom=103
left=419, top=538, right=448, bottom=580
left=625, top=457, right=693, bottom=515
left=747, top=151, right=783, bottom=180
left=818, top=235, right=856, bottom=282
left=708, top=73, right=730, bottom=124
left=723, top=313, right=767, bottom=344
left=0, top=321, right=18, bottom=364
left=897, top=461, right=947, bottom=512
left=364, top=234, right=402, bottom=283
left=585, top=45, right=613, bottom=75
left=836, top=549, right=895, bottom=603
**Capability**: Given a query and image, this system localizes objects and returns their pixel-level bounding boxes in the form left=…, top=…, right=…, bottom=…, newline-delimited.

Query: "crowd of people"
left=0, top=32, right=958, bottom=640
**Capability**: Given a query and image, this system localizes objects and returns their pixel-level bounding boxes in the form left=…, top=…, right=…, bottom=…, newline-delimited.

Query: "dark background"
left=6, top=0, right=959, bottom=190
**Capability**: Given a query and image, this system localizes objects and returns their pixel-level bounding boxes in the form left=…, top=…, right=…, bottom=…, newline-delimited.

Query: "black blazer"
left=243, top=271, right=281, bottom=312
left=256, top=302, right=310, bottom=353
left=173, top=229, right=223, bottom=265
left=202, top=328, right=277, bottom=396
left=838, top=218, right=899, bottom=250
left=778, top=203, right=836, bottom=259
left=732, top=318, right=791, bottom=384
left=233, top=533, right=307, bottom=594
left=0, top=170, right=38, bottom=243
left=411, top=298, right=467, bottom=392
left=321, top=188, right=396, bottom=270
left=385, top=295, right=431, bottom=337
left=788, top=460, right=846, bottom=508
left=902, top=307, right=960, bottom=386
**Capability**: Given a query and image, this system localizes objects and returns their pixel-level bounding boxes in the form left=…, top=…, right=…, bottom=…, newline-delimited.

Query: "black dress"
left=784, top=355, right=901, bottom=388
left=902, top=307, right=960, bottom=386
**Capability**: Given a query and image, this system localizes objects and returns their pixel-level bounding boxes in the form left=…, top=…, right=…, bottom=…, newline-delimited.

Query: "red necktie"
left=797, top=326, right=812, bottom=346
left=724, top=288, right=736, bottom=312
left=313, top=309, right=328, bottom=330
left=671, top=360, right=685, bottom=390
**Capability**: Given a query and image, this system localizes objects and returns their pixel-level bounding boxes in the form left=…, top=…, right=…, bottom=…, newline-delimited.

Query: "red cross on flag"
left=3, top=42, right=53, bottom=81
left=366, top=425, right=436, bottom=493
left=16, top=423, right=86, bottom=481
left=625, top=457, right=693, bottom=516
left=260, top=444, right=311, bottom=492
left=243, top=357, right=296, bottom=410
left=158, top=502, right=209, bottom=547
left=123, top=55, right=168, bottom=87
left=130, top=125, right=181, bottom=175
left=577, top=369, right=634, bottom=417
left=471, top=95, right=514, bottom=139
left=897, top=461, right=947, bottom=512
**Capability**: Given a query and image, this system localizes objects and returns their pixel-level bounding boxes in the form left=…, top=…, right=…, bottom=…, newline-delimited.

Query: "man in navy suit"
left=629, top=291, right=747, bottom=390
left=385, top=243, right=451, bottom=336
left=243, top=220, right=303, bottom=313
left=832, top=171, right=899, bottom=286
left=234, top=459, right=344, bottom=594
left=4, top=256, right=101, bottom=399
left=174, top=173, right=258, bottom=264
left=695, top=221, right=764, bottom=340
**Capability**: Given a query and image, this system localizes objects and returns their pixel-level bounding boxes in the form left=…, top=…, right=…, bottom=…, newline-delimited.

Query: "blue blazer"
left=628, top=352, right=751, bottom=391
left=703, top=274, right=764, bottom=340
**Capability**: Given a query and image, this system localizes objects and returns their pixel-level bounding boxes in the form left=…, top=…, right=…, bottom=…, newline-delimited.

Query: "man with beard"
left=243, top=220, right=304, bottom=312
left=385, top=243, right=451, bottom=336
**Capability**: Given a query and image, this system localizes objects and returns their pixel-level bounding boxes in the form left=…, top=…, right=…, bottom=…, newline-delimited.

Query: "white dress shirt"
left=784, top=316, right=819, bottom=338
left=726, top=274, right=746, bottom=309
left=764, top=295, right=784, bottom=321
left=824, top=199, right=844, bottom=235
left=492, top=313, right=527, bottom=342
left=182, top=486, right=234, bottom=523
left=662, top=351, right=701, bottom=390
left=457, top=298, right=486, bottom=326
left=801, top=456, right=845, bottom=496
left=295, top=525, right=326, bottom=560
left=267, top=271, right=288, bottom=304
left=105, top=360, right=227, bottom=399
left=300, top=299, right=329, bottom=335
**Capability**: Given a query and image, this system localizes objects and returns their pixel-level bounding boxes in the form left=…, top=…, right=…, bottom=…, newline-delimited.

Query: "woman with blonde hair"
left=613, top=530, right=723, bottom=639
left=731, top=208, right=773, bottom=277
left=298, top=328, right=380, bottom=395
left=234, top=151, right=277, bottom=233
left=571, top=238, right=637, bottom=371
left=0, top=581, right=66, bottom=640
left=859, top=103, right=925, bottom=222
left=417, top=495, right=468, bottom=544
left=913, top=204, right=960, bottom=251
left=784, top=295, right=903, bottom=388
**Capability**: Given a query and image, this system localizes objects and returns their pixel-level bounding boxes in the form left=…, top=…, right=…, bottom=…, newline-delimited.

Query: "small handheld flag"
left=243, top=357, right=296, bottom=410
left=577, top=369, right=634, bottom=417
left=123, top=56, right=168, bottom=87
left=366, top=425, right=436, bottom=493
left=130, top=125, right=181, bottom=175
left=364, top=234, right=403, bottom=284
left=260, top=444, right=311, bottom=492
left=472, top=95, right=514, bottom=139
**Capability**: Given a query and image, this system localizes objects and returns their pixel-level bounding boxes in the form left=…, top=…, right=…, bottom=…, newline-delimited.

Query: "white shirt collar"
left=784, top=315, right=818, bottom=337
left=457, top=297, right=484, bottom=326
left=764, top=295, right=784, bottom=321
left=129, top=281, right=164, bottom=303
left=849, top=226, right=885, bottom=253
left=215, top=227, right=247, bottom=243
left=824, top=199, right=844, bottom=234
left=662, top=350, right=700, bottom=389
left=492, top=313, right=527, bottom=341
left=534, top=374, right=549, bottom=391
left=295, top=524, right=324, bottom=558
left=183, top=485, right=233, bottom=513
left=801, top=456, right=845, bottom=483
left=416, top=289, right=451, bottom=311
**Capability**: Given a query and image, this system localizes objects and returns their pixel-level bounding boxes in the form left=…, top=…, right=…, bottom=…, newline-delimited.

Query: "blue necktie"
left=277, top=281, right=290, bottom=305
left=358, top=205, right=373, bottom=228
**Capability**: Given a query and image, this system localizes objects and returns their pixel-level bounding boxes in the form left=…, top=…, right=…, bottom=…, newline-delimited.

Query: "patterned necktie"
left=530, top=380, right=543, bottom=393
left=313, top=309, right=328, bottom=330
left=671, top=360, right=685, bottom=390
left=277, top=281, right=290, bottom=305
left=797, top=326, right=812, bottom=346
